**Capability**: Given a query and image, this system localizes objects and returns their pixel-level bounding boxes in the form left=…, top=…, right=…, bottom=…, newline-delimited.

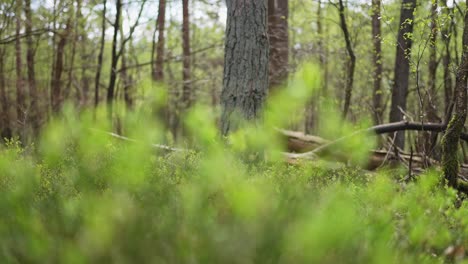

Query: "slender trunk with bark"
left=51, top=17, right=71, bottom=114
left=220, top=0, right=269, bottom=135
left=95, top=0, right=107, bottom=108
left=15, top=0, right=26, bottom=133
left=77, top=0, right=89, bottom=106
left=441, top=0, right=468, bottom=189
left=153, top=0, right=166, bottom=81
left=0, top=49, right=11, bottom=139
left=65, top=6, right=77, bottom=103
left=182, top=0, right=191, bottom=109
left=389, top=0, right=416, bottom=150
left=24, top=0, right=39, bottom=134
left=421, top=1, right=440, bottom=156
left=106, top=0, right=122, bottom=116
left=372, top=0, right=383, bottom=125
left=119, top=24, right=133, bottom=109
left=442, top=0, right=454, bottom=119
left=338, top=0, right=356, bottom=119
left=268, top=0, right=289, bottom=90
left=305, top=0, right=323, bottom=134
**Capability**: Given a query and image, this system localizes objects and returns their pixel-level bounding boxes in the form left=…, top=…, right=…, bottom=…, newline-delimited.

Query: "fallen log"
left=280, top=128, right=468, bottom=192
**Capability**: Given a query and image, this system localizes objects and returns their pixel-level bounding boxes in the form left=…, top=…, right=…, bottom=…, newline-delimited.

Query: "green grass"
left=0, top=64, right=466, bottom=263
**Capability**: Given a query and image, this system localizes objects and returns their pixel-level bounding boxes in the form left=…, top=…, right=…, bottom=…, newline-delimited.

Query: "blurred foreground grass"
left=0, top=64, right=467, bottom=263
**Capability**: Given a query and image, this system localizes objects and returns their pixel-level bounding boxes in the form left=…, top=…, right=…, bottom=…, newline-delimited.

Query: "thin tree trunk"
left=50, top=18, right=71, bottom=113
left=65, top=4, right=77, bottom=103
left=442, top=0, right=454, bottom=119
left=153, top=0, right=166, bottom=81
left=371, top=0, right=383, bottom=125
left=441, top=0, right=468, bottom=189
left=24, top=0, right=40, bottom=134
left=106, top=0, right=122, bottom=116
left=305, top=0, right=322, bottom=134
left=94, top=0, right=107, bottom=108
left=77, top=0, right=89, bottom=106
left=421, top=1, right=440, bottom=156
left=0, top=49, right=11, bottom=139
left=15, top=0, right=26, bottom=134
left=94, top=0, right=107, bottom=107
left=182, top=0, right=191, bottom=109
left=389, top=0, right=416, bottom=150
left=119, top=23, right=133, bottom=109
left=338, top=0, right=356, bottom=119
left=221, top=0, right=269, bottom=135
left=268, top=0, right=289, bottom=90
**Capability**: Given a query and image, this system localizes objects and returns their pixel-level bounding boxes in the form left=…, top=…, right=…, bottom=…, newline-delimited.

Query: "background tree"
left=389, top=0, right=417, bottom=150
left=15, top=0, right=26, bottom=134
left=372, top=0, right=382, bottom=125
left=153, top=0, right=166, bottom=82
left=268, top=0, right=289, bottom=90
left=94, top=0, right=107, bottom=108
left=336, top=0, right=356, bottom=119
left=181, top=0, right=192, bottom=116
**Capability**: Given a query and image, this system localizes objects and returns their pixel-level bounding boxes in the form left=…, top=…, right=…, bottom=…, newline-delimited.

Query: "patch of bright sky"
left=40, top=0, right=458, bottom=40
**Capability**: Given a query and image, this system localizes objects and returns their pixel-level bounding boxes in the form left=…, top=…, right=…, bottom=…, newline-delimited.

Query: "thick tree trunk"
left=94, top=0, right=107, bottom=108
left=268, top=0, right=288, bottom=90
left=24, top=0, right=39, bottom=134
left=182, top=0, right=192, bottom=110
left=338, top=0, right=356, bottom=119
left=15, top=0, right=26, bottom=133
left=389, top=0, right=416, bottom=150
left=106, top=0, right=122, bottom=116
left=371, top=0, right=383, bottom=125
left=441, top=0, right=468, bottom=189
left=221, top=0, right=269, bottom=135
left=153, top=0, right=166, bottom=82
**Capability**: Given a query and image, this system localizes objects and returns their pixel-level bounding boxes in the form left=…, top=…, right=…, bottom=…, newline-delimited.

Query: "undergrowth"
left=0, top=64, right=466, bottom=263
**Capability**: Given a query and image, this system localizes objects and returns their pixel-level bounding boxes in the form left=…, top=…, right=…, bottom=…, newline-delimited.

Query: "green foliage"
left=0, top=65, right=467, bottom=264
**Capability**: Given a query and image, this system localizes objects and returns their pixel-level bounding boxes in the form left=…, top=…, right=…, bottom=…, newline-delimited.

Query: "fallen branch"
left=89, top=128, right=186, bottom=152
left=372, top=121, right=468, bottom=141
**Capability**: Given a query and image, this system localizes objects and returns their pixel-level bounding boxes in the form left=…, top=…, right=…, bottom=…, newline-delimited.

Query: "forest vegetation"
left=0, top=0, right=468, bottom=262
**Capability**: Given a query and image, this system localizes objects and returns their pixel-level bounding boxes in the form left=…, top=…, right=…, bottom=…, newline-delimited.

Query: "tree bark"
left=0, top=48, right=11, bottom=140
left=120, top=24, right=133, bottom=109
left=389, top=0, right=416, bottom=150
left=153, top=0, right=166, bottom=82
left=51, top=18, right=71, bottom=113
left=268, top=0, right=288, bottom=90
left=441, top=0, right=454, bottom=119
left=182, top=0, right=192, bottom=109
left=421, top=1, right=440, bottom=156
left=24, top=0, right=40, bottom=134
left=441, top=0, right=468, bottom=189
left=94, top=0, right=107, bottom=108
left=106, top=0, right=122, bottom=116
left=305, top=0, right=323, bottom=134
left=15, top=0, right=26, bottom=133
left=65, top=4, right=77, bottom=103
left=77, top=0, right=89, bottom=106
left=337, top=0, right=356, bottom=119
left=221, top=0, right=269, bottom=135
left=371, top=0, right=383, bottom=125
